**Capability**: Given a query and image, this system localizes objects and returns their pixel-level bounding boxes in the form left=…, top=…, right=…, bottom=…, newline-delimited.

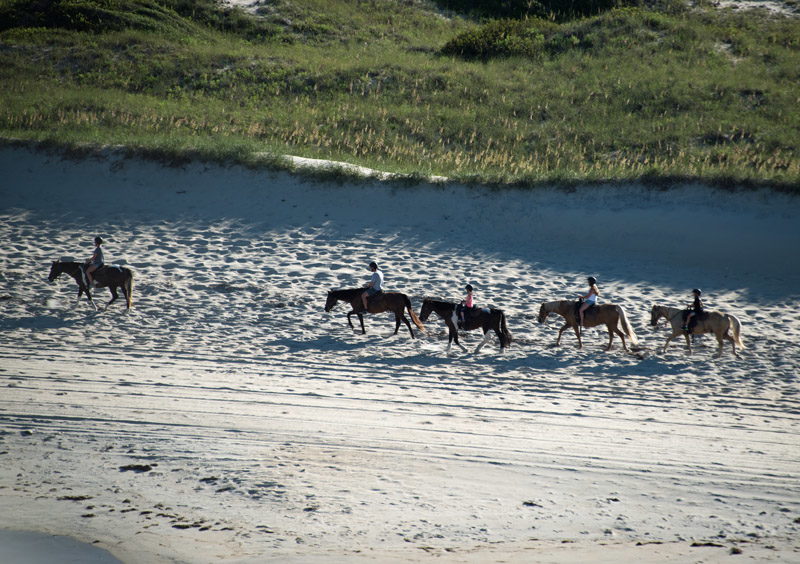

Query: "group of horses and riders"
left=46, top=241, right=743, bottom=357
left=324, top=264, right=744, bottom=358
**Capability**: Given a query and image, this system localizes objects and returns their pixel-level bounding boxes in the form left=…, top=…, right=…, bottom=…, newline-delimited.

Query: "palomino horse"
left=324, top=288, right=425, bottom=339
left=650, top=304, right=744, bottom=357
left=537, top=300, right=638, bottom=352
left=418, top=298, right=511, bottom=353
left=48, top=260, right=133, bottom=310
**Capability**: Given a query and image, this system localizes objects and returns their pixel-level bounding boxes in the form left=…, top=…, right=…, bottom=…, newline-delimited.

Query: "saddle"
left=362, top=290, right=384, bottom=311
left=682, top=309, right=706, bottom=332
left=81, top=264, right=123, bottom=286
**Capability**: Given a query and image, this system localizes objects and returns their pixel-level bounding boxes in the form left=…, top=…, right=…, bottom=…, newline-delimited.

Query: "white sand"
left=0, top=146, right=799, bottom=563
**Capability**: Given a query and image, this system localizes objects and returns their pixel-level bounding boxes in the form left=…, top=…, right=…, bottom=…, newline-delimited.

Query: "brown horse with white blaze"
left=324, top=288, right=425, bottom=338
left=537, top=300, right=638, bottom=351
left=650, top=304, right=743, bottom=357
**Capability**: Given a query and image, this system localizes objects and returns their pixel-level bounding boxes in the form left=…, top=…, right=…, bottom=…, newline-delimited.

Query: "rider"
left=458, top=284, right=474, bottom=328
left=361, top=261, right=383, bottom=313
left=85, top=236, right=105, bottom=287
left=683, top=288, right=704, bottom=332
left=578, top=276, right=599, bottom=329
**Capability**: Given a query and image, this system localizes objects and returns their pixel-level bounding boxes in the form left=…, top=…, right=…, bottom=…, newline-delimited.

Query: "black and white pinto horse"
left=418, top=298, right=511, bottom=353
left=48, top=260, right=133, bottom=310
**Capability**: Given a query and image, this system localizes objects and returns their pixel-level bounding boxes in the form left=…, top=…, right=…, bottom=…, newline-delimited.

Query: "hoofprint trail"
left=0, top=147, right=798, bottom=563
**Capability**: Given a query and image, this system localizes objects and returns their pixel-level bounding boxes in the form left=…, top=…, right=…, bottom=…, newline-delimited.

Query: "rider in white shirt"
left=361, top=261, right=383, bottom=312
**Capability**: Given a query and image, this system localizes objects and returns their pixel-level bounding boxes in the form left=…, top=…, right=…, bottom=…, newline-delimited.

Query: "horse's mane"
left=330, top=287, right=364, bottom=298
left=422, top=297, right=456, bottom=306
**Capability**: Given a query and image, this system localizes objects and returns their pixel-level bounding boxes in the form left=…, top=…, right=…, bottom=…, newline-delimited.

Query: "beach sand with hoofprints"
left=0, top=146, right=798, bottom=563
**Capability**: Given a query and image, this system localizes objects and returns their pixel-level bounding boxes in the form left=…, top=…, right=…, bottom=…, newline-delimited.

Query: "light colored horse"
left=650, top=305, right=743, bottom=358
left=537, top=300, right=638, bottom=352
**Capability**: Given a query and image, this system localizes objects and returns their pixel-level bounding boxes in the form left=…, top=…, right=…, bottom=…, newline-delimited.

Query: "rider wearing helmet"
left=85, top=236, right=104, bottom=287
left=578, top=276, right=600, bottom=329
left=683, top=288, right=704, bottom=332
left=361, top=261, right=383, bottom=312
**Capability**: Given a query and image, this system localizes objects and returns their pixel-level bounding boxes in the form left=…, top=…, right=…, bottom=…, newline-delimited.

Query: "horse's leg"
left=609, top=323, right=630, bottom=352
left=447, top=321, right=466, bottom=352
left=714, top=331, right=725, bottom=358
left=723, top=330, right=738, bottom=358
left=106, top=286, right=119, bottom=309
left=491, top=322, right=506, bottom=352
left=358, top=313, right=366, bottom=334
left=684, top=331, right=692, bottom=354
left=83, top=286, right=97, bottom=310
left=614, top=328, right=629, bottom=352
left=556, top=323, right=569, bottom=346
left=605, top=324, right=615, bottom=351
left=574, top=324, right=582, bottom=349
left=662, top=331, right=679, bottom=353
left=400, top=312, right=415, bottom=339
left=474, top=328, right=493, bottom=354
left=346, top=310, right=356, bottom=330
left=394, top=312, right=402, bottom=335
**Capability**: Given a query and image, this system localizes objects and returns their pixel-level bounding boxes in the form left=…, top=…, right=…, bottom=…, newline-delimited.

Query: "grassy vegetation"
left=0, top=0, right=798, bottom=189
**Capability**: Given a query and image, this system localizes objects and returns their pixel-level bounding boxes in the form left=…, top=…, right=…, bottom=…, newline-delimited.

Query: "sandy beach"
left=0, top=146, right=798, bottom=563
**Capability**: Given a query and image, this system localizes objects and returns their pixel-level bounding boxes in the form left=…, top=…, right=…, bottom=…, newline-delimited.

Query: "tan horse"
left=650, top=305, right=743, bottom=357
left=325, top=288, right=425, bottom=339
left=537, top=300, right=638, bottom=352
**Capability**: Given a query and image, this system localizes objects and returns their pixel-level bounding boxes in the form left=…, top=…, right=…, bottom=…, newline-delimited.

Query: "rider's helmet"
left=94, top=236, right=103, bottom=245
left=587, top=276, right=597, bottom=285
left=465, top=284, right=473, bottom=292
left=368, top=261, right=378, bottom=270
left=692, top=288, right=702, bottom=295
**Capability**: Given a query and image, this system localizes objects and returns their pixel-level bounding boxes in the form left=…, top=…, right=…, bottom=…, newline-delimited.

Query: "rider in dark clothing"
left=682, top=288, right=704, bottom=332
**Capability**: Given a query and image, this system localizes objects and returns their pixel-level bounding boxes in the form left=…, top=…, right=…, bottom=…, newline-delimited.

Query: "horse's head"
left=649, top=305, right=662, bottom=327
left=324, top=290, right=338, bottom=312
left=48, top=261, right=62, bottom=282
left=536, top=302, right=549, bottom=324
left=418, top=299, right=433, bottom=322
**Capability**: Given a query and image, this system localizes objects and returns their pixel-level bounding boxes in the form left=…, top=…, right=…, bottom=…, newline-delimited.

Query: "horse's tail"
left=617, top=305, right=638, bottom=346
left=405, top=295, right=425, bottom=333
left=727, top=314, right=744, bottom=349
left=499, top=311, right=512, bottom=348
left=125, top=269, right=134, bottom=309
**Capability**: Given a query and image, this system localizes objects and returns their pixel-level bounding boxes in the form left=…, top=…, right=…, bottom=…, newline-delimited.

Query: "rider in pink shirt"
left=460, top=284, right=474, bottom=327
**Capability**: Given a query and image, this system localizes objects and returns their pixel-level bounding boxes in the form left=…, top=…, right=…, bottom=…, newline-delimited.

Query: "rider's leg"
left=86, top=264, right=97, bottom=286
left=683, top=312, right=694, bottom=331
left=579, top=303, right=588, bottom=328
left=361, top=290, right=369, bottom=312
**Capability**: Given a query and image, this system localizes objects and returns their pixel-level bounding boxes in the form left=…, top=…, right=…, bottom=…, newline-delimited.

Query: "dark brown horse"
left=537, top=300, right=638, bottom=352
left=418, top=298, right=511, bottom=353
left=48, top=260, right=133, bottom=310
left=324, top=288, right=425, bottom=338
left=650, top=304, right=744, bottom=358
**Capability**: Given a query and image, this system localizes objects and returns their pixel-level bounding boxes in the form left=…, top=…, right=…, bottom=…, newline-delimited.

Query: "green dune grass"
left=0, top=0, right=798, bottom=189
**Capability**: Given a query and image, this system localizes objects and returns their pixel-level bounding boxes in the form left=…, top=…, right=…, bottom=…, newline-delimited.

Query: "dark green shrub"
left=434, top=0, right=644, bottom=21
left=442, top=18, right=555, bottom=58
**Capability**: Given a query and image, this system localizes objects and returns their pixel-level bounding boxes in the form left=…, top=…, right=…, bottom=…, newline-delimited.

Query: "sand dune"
left=0, top=146, right=798, bottom=562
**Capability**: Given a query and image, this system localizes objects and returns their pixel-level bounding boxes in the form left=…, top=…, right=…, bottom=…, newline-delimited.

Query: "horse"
left=324, top=288, right=425, bottom=339
left=537, top=300, right=638, bottom=352
left=48, top=260, right=133, bottom=310
left=650, top=304, right=744, bottom=358
left=418, top=298, right=511, bottom=353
